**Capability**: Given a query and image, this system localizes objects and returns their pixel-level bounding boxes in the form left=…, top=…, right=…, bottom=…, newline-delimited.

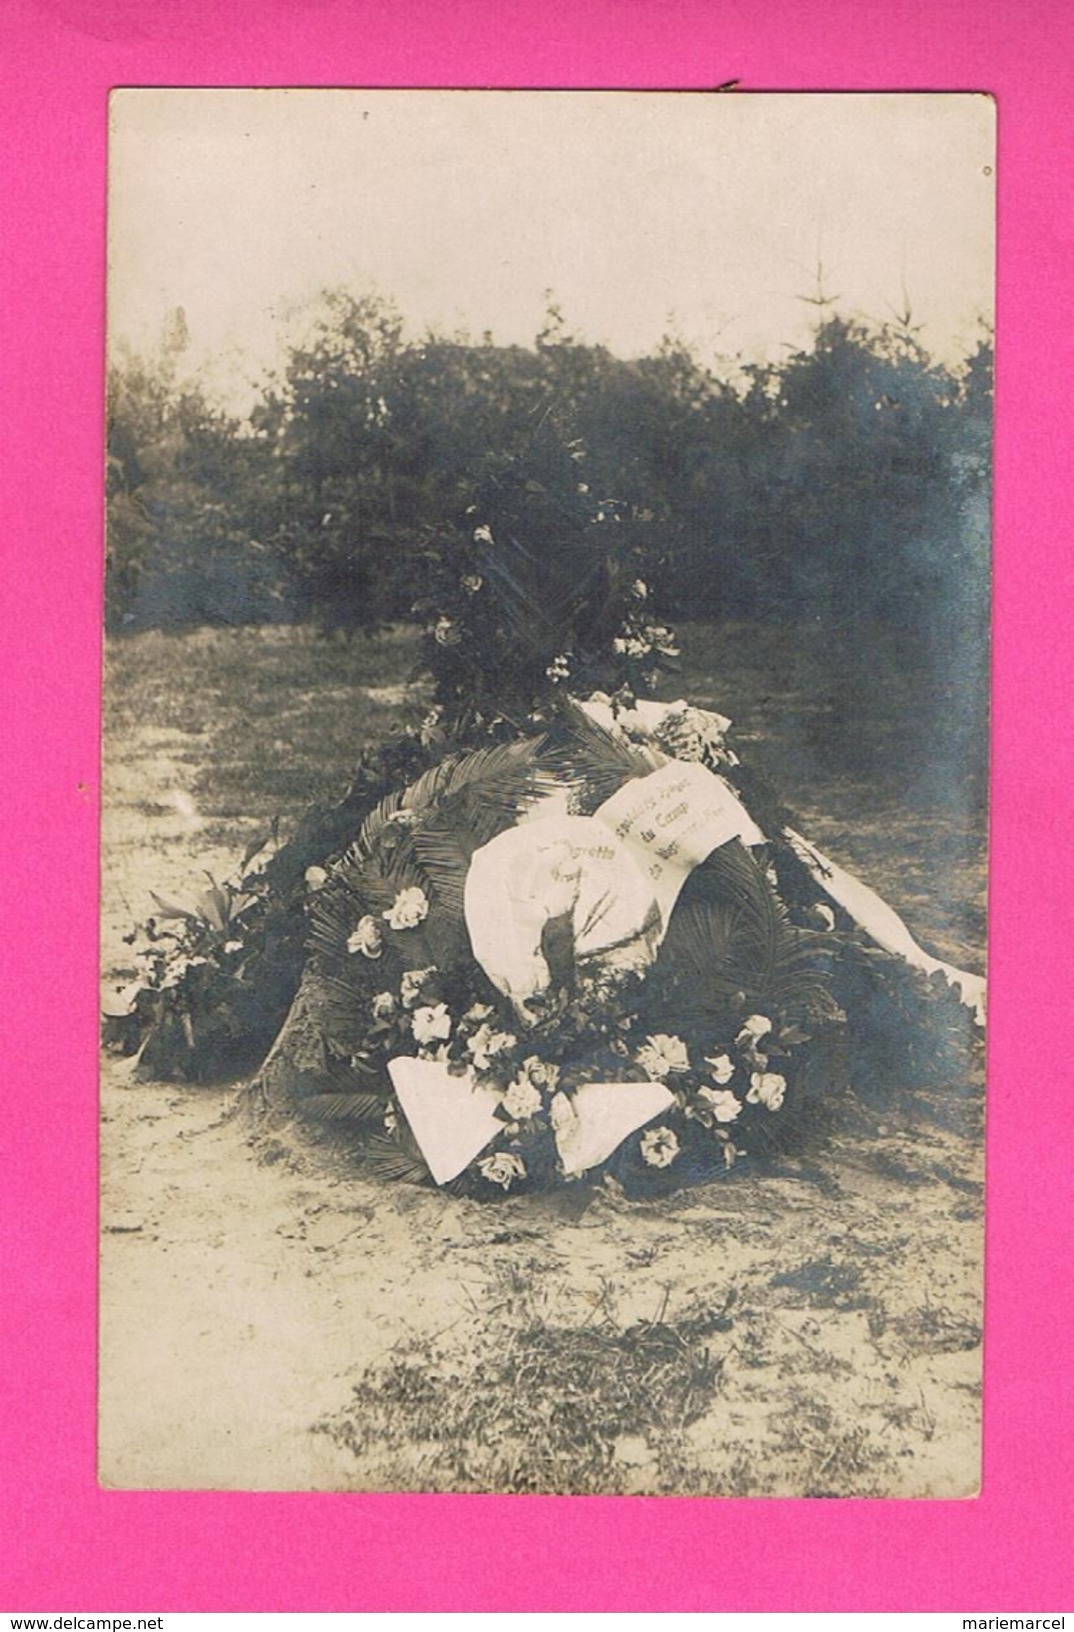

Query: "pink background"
left=2, top=0, right=1072, bottom=1611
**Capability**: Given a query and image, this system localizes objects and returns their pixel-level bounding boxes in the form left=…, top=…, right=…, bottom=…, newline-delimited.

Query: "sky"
left=108, top=90, right=995, bottom=409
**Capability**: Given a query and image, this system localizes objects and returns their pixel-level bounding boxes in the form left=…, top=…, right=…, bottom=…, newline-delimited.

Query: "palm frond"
left=655, top=840, right=837, bottom=1029
left=338, top=739, right=558, bottom=939
left=408, top=824, right=471, bottom=918
left=349, top=737, right=553, bottom=870
left=478, top=530, right=612, bottom=661
left=363, top=1132, right=432, bottom=1186
left=300, top=1091, right=386, bottom=1125
left=310, top=972, right=389, bottom=1053
left=554, top=702, right=661, bottom=808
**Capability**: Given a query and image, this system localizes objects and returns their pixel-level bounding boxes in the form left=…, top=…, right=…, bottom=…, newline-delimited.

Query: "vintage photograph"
left=100, top=89, right=993, bottom=1495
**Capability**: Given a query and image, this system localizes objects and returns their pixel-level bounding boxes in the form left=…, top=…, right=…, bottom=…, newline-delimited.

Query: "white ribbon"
left=551, top=1081, right=674, bottom=1176
left=464, top=813, right=661, bottom=1018
left=388, top=1057, right=504, bottom=1186
left=388, top=1054, right=674, bottom=1186
left=784, top=828, right=986, bottom=1027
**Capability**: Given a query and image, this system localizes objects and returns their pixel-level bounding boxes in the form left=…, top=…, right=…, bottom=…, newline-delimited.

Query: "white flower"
left=159, top=953, right=208, bottom=990
left=461, top=573, right=484, bottom=594
left=383, top=887, right=429, bottom=931
left=705, top=1052, right=735, bottom=1085
left=631, top=579, right=649, bottom=601
left=462, top=1002, right=495, bottom=1026
left=654, top=704, right=731, bottom=764
left=420, top=708, right=445, bottom=747
left=518, top=1055, right=560, bottom=1093
left=546, top=653, right=572, bottom=683
left=640, top=1126, right=680, bottom=1168
left=101, top=977, right=145, bottom=1017
left=697, top=1086, right=742, bottom=1123
left=613, top=635, right=649, bottom=658
left=806, top=901, right=836, bottom=932
left=478, top=1152, right=526, bottom=1190
left=473, top=524, right=495, bottom=546
left=635, top=1033, right=690, bottom=1079
left=501, top=1077, right=542, bottom=1119
left=412, top=1003, right=452, bottom=1046
left=371, top=991, right=397, bottom=1021
left=433, top=616, right=461, bottom=647
left=384, top=1109, right=398, bottom=1135
left=347, top=915, right=384, bottom=959
left=466, top=1023, right=517, bottom=1073
left=304, top=865, right=329, bottom=891
left=736, top=1013, right=773, bottom=1048
left=648, top=623, right=681, bottom=657
left=400, top=967, right=436, bottom=1009
left=747, top=1071, right=787, bottom=1112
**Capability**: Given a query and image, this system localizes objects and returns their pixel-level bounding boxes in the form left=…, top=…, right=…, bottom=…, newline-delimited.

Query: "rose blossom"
left=705, top=1052, right=735, bottom=1085
left=697, top=1086, right=742, bottom=1123
left=412, top=1003, right=452, bottom=1047
left=736, top=1014, right=773, bottom=1047
left=501, top=1076, right=543, bottom=1120
left=347, top=915, right=384, bottom=958
left=747, top=1071, right=787, bottom=1112
left=517, top=1055, right=560, bottom=1093
left=478, top=1152, right=526, bottom=1190
left=399, top=967, right=436, bottom=1009
left=383, top=887, right=429, bottom=931
left=640, top=1126, right=680, bottom=1168
left=636, top=1034, right=690, bottom=1079
left=466, top=1023, right=517, bottom=1073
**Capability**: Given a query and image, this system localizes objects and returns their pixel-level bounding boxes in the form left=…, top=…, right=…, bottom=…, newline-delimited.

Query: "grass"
left=319, top=1271, right=737, bottom=1495
left=317, top=1260, right=964, bottom=1496
left=103, top=622, right=427, bottom=828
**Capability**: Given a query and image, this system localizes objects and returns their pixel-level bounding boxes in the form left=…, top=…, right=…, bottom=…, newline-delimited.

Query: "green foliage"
left=107, top=290, right=991, bottom=650
left=652, top=840, right=841, bottom=1035
left=106, top=328, right=284, bottom=630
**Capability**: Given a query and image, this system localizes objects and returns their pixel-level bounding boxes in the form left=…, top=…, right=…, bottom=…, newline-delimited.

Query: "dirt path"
left=99, top=632, right=984, bottom=1496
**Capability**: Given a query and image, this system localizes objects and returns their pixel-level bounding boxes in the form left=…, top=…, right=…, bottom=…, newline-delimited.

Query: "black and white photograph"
left=100, top=89, right=993, bottom=1496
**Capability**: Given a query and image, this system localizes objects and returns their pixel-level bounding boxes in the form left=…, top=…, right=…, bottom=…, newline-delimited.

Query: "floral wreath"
left=296, top=701, right=854, bottom=1198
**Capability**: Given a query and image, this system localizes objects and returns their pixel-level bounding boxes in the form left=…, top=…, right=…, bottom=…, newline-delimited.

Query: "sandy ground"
left=99, top=653, right=984, bottom=1497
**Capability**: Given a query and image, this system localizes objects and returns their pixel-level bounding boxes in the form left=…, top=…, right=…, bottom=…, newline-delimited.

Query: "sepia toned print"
left=100, top=90, right=992, bottom=1494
